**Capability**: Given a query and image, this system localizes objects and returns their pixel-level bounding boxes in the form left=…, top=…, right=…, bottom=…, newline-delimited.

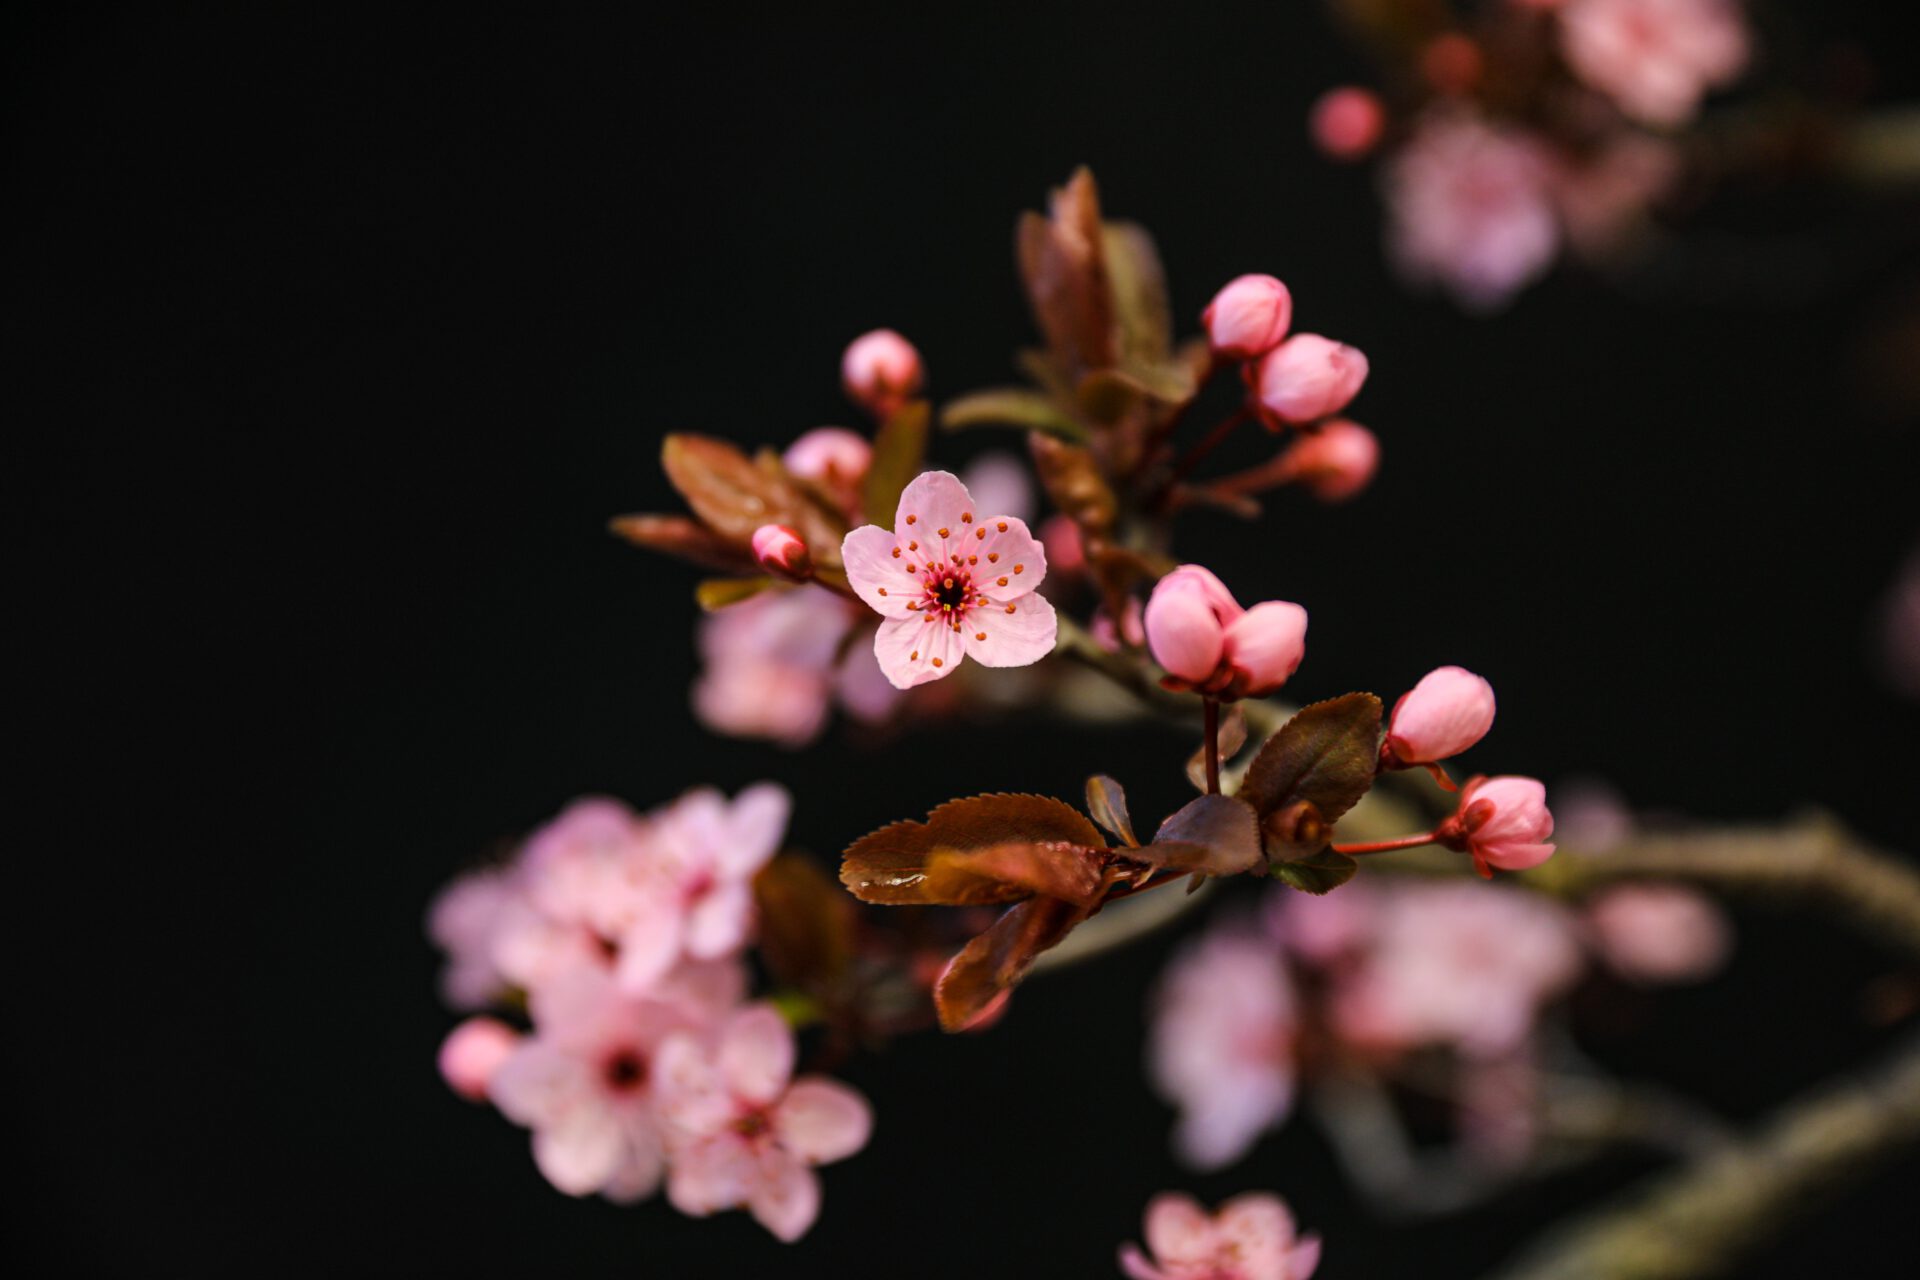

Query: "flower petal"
left=891, top=470, right=974, bottom=562
left=747, top=1151, right=822, bottom=1242
left=964, top=591, right=1058, bottom=667
left=873, top=613, right=962, bottom=689
left=666, top=1134, right=754, bottom=1216
left=719, top=1004, right=795, bottom=1104
left=841, top=524, right=919, bottom=618
left=613, top=904, right=685, bottom=993
left=1118, top=1244, right=1170, bottom=1280
left=488, top=1042, right=591, bottom=1129
left=714, top=782, right=791, bottom=878
left=684, top=880, right=754, bottom=959
left=531, top=1103, right=625, bottom=1196
left=774, top=1078, right=873, bottom=1165
left=1143, top=1192, right=1217, bottom=1264
left=652, top=1032, right=734, bottom=1135
left=1215, top=1193, right=1298, bottom=1280
left=601, top=1139, right=666, bottom=1204
left=961, top=515, right=1047, bottom=600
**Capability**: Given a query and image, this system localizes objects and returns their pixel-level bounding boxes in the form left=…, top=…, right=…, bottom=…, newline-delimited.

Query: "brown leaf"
left=753, top=854, right=855, bottom=996
left=608, top=514, right=759, bottom=573
left=840, top=793, right=1107, bottom=907
left=1185, top=702, right=1248, bottom=793
left=1085, top=775, right=1137, bottom=846
left=1101, top=221, right=1172, bottom=366
left=934, top=897, right=1088, bottom=1032
left=859, top=400, right=929, bottom=531
left=1016, top=168, right=1116, bottom=377
left=1237, top=693, right=1383, bottom=827
left=1028, top=435, right=1118, bottom=538
left=1141, top=794, right=1264, bottom=876
left=660, top=434, right=845, bottom=561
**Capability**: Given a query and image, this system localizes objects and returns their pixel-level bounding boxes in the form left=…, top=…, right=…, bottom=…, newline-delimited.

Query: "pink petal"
left=873, top=612, right=962, bottom=689
left=719, top=1004, right=796, bottom=1104
left=1143, top=1192, right=1217, bottom=1265
left=1145, top=571, right=1228, bottom=682
left=665, top=1134, right=754, bottom=1216
left=439, top=1017, right=520, bottom=1102
left=684, top=880, right=754, bottom=960
left=963, top=590, right=1058, bottom=667
left=1117, top=1244, right=1171, bottom=1280
left=713, top=782, right=791, bottom=878
left=488, top=1041, right=592, bottom=1129
left=774, top=1078, right=873, bottom=1164
left=1215, top=1193, right=1297, bottom=1279
left=747, top=1150, right=822, bottom=1242
left=841, top=524, right=920, bottom=618
left=613, top=903, right=686, bottom=993
left=966, top=515, right=1048, bottom=600
left=1482, top=840, right=1557, bottom=872
left=652, top=1032, right=734, bottom=1135
left=602, top=1140, right=666, bottom=1204
left=958, top=451, right=1036, bottom=525
left=1388, top=666, right=1495, bottom=764
left=531, top=1104, right=625, bottom=1196
left=891, top=470, right=974, bottom=558
left=1288, top=1235, right=1324, bottom=1280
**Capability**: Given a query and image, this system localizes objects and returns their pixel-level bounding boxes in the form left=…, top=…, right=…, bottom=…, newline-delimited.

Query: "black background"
left=8, top=3, right=1919, bottom=1276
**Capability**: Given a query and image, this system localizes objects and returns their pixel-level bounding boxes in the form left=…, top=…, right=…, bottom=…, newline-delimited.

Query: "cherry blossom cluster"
left=1148, top=781, right=1732, bottom=1174
left=428, top=786, right=872, bottom=1241
left=1307, top=0, right=1754, bottom=308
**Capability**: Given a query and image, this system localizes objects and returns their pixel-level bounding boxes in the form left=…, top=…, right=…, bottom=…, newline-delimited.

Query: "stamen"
left=975, top=527, right=986, bottom=540
left=967, top=555, right=977, bottom=565
left=878, top=588, right=888, bottom=596
left=1004, top=604, right=1016, bottom=613
left=891, top=547, right=901, bottom=559
left=906, top=563, right=916, bottom=573
left=938, top=527, right=949, bottom=538
left=997, top=576, right=1008, bottom=586
left=1014, top=564, right=1024, bottom=574
left=975, top=631, right=986, bottom=641
left=932, top=657, right=943, bottom=667
left=908, top=540, right=918, bottom=551
left=911, top=650, right=919, bottom=660
left=987, top=553, right=999, bottom=563
left=906, top=514, right=917, bottom=525
left=996, top=521, right=1007, bottom=531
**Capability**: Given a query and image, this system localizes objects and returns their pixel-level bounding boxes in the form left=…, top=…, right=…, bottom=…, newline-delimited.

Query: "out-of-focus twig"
left=1479, top=1033, right=1920, bottom=1280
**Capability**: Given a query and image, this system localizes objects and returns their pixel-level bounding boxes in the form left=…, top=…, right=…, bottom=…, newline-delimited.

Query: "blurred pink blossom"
left=1039, top=513, right=1086, bottom=576
left=1559, top=0, right=1750, bottom=127
left=693, top=585, right=855, bottom=746
left=655, top=1004, right=873, bottom=1241
left=427, top=866, right=517, bottom=1009
left=1309, top=87, right=1386, bottom=162
left=439, top=1016, right=521, bottom=1102
left=1386, top=112, right=1559, bottom=311
left=841, top=328, right=923, bottom=418
left=960, top=450, right=1037, bottom=527
left=1118, top=1191, right=1322, bottom=1280
left=1552, top=776, right=1636, bottom=852
left=783, top=426, right=871, bottom=519
left=1586, top=883, right=1732, bottom=984
left=488, top=798, right=643, bottom=994
left=487, top=960, right=745, bottom=1201
left=1149, top=930, right=1299, bottom=1169
left=1552, top=136, right=1682, bottom=257
left=842, top=470, right=1058, bottom=688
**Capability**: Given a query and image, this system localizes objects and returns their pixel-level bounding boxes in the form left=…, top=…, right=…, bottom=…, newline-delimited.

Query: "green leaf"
left=695, top=576, right=771, bottom=610
left=860, top=400, right=929, bottom=531
left=934, top=896, right=1088, bottom=1032
left=1237, top=692, right=1383, bottom=825
left=939, top=388, right=1088, bottom=444
left=1084, top=775, right=1137, bottom=846
left=1141, top=794, right=1264, bottom=876
left=1270, top=847, right=1359, bottom=895
left=840, top=793, right=1107, bottom=907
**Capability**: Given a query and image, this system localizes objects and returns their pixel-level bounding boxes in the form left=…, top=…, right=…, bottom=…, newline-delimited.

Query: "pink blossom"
left=750, top=523, right=812, bottom=581
left=1309, top=87, right=1386, bottom=162
left=427, top=866, right=517, bottom=1009
left=1039, top=513, right=1086, bottom=576
left=1091, top=596, right=1146, bottom=653
left=693, top=585, right=856, bottom=746
left=655, top=1004, right=873, bottom=1241
left=1559, top=0, right=1750, bottom=127
left=1145, top=565, right=1308, bottom=700
left=439, top=1016, right=521, bottom=1102
left=1321, top=880, right=1584, bottom=1058
left=488, top=799, right=644, bottom=994
left=1118, top=1192, right=1322, bottom=1280
left=599, top=784, right=791, bottom=992
left=1385, top=665, right=1497, bottom=766
left=1265, top=877, right=1381, bottom=967
left=960, top=450, right=1037, bottom=526
left=1442, top=775, right=1557, bottom=877
left=1254, top=334, right=1369, bottom=426
left=488, top=961, right=745, bottom=1201
left=1204, top=274, right=1294, bottom=359
left=1586, top=883, right=1732, bottom=984
left=1275, top=419, right=1379, bottom=502
left=783, top=426, right=872, bottom=519
left=1385, top=112, right=1559, bottom=310
left=1149, top=930, right=1298, bottom=1169
left=1552, top=776, right=1635, bottom=852
left=841, top=470, right=1058, bottom=688
left=841, top=328, right=923, bottom=417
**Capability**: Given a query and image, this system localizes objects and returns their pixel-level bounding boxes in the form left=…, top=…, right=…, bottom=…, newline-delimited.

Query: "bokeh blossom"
left=1119, top=1191, right=1322, bottom=1280
left=1559, top=0, right=1751, bottom=128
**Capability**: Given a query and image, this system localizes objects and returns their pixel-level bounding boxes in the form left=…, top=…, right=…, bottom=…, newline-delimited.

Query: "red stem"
left=1167, top=404, right=1254, bottom=488
left=1203, top=698, right=1222, bottom=795
left=1333, top=831, right=1441, bottom=856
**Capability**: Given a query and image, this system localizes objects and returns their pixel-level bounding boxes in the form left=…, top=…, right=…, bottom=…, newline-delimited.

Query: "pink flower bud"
left=1039, top=514, right=1086, bottom=576
left=1386, top=666, right=1496, bottom=766
left=1444, top=775, right=1555, bottom=877
left=1145, top=567, right=1230, bottom=684
left=1279, top=419, right=1380, bottom=502
left=438, top=1016, right=519, bottom=1102
left=1255, top=334, right=1369, bottom=426
left=841, top=328, right=923, bottom=417
left=1203, top=274, right=1294, bottom=359
left=784, top=426, right=871, bottom=484
left=1222, top=601, right=1309, bottom=697
left=1309, top=87, right=1386, bottom=162
left=1586, top=884, right=1732, bottom=985
left=751, top=523, right=812, bottom=581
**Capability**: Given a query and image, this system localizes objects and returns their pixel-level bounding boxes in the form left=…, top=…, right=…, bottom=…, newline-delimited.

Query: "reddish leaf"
left=934, top=897, right=1088, bottom=1032
left=660, top=434, right=845, bottom=558
left=840, top=794, right=1107, bottom=907
left=1029, top=435, right=1118, bottom=538
left=1016, top=168, right=1116, bottom=377
left=608, top=513, right=758, bottom=573
left=1101, top=221, right=1172, bottom=365
left=1185, top=702, right=1248, bottom=793
left=753, top=854, right=855, bottom=996
left=1085, top=775, right=1137, bottom=847
left=1142, top=794, right=1264, bottom=876
left=860, top=400, right=929, bottom=531
left=1237, top=693, right=1383, bottom=825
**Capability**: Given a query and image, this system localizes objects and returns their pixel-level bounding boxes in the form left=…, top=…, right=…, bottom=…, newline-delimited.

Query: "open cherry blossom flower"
left=693, top=585, right=857, bottom=746
left=488, top=960, right=745, bottom=1202
left=598, top=784, right=792, bottom=993
left=1149, top=930, right=1299, bottom=1170
left=655, top=1004, right=873, bottom=1242
left=841, top=470, right=1058, bottom=689
left=1118, top=1191, right=1322, bottom=1280
left=427, top=865, right=518, bottom=1009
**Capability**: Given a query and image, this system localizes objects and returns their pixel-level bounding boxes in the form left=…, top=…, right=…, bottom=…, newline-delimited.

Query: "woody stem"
left=1333, top=832, right=1442, bottom=856
left=1203, top=698, right=1222, bottom=795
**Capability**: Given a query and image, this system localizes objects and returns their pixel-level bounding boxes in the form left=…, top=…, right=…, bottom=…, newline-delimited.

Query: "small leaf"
left=1085, top=775, right=1137, bottom=846
left=1270, top=847, right=1359, bottom=895
left=1141, top=794, right=1264, bottom=876
left=1076, top=362, right=1197, bottom=424
left=1101, top=221, right=1172, bottom=365
left=1237, top=692, right=1384, bottom=825
left=1185, top=702, right=1248, bottom=793
left=608, top=513, right=758, bottom=573
left=934, top=896, right=1088, bottom=1032
left=660, top=434, right=845, bottom=557
left=841, top=793, right=1107, bottom=906
left=753, top=854, right=855, bottom=996
left=859, top=400, right=929, bottom=531
left=695, top=576, right=771, bottom=610
left=940, top=387, right=1089, bottom=443
left=1029, top=435, right=1118, bottom=538
left=1016, top=168, right=1116, bottom=377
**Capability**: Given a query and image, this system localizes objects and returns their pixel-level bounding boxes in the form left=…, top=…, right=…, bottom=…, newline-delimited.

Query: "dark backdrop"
left=8, top=3, right=1918, bottom=1276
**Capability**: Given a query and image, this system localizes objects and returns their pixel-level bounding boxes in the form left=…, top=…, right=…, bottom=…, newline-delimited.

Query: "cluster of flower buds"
left=1145, top=565, right=1307, bottom=700
left=427, top=787, right=873, bottom=1241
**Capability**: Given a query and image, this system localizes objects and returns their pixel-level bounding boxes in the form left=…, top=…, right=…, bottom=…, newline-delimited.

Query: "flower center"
left=602, top=1048, right=648, bottom=1093
left=924, top=561, right=978, bottom=617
